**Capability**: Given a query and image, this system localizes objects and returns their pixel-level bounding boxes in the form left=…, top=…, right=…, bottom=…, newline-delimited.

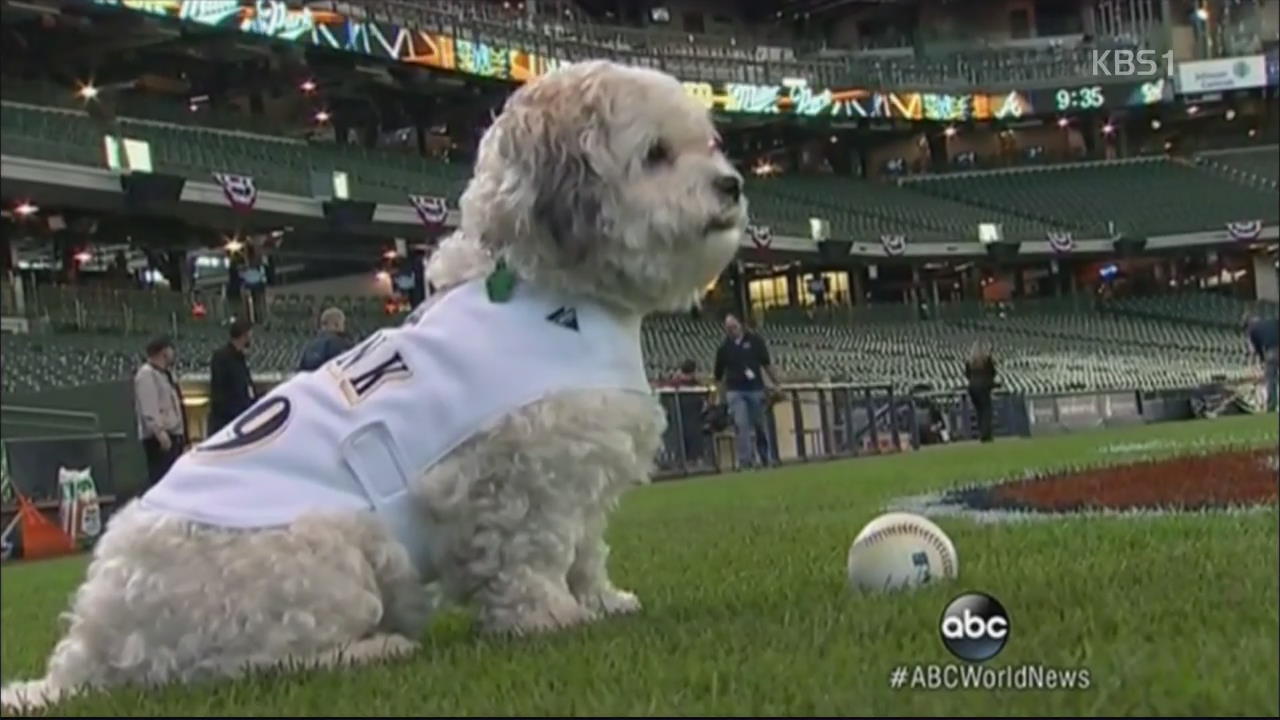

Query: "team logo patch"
left=547, top=306, right=579, bottom=331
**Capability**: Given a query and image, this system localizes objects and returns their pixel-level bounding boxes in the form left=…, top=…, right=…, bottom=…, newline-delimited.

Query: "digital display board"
left=1031, top=77, right=1172, bottom=113
left=681, top=82, right=1037, bottom=120
left=93, top=0, right=1176, bottom=120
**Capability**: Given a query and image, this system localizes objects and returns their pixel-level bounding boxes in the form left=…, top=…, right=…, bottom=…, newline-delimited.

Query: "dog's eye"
left=645, top=140, right=672, bottom=167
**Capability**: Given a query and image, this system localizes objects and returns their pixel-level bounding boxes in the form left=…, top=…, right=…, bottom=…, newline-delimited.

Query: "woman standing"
left=965, top=341, right=998, bottom=443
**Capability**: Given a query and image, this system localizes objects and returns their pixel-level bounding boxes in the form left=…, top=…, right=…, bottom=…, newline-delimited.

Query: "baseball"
left=846, top=512, right=958, bottom=592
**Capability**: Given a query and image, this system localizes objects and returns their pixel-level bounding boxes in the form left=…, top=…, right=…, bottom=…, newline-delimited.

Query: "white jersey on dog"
left=141, top=277, right=651, bottom=575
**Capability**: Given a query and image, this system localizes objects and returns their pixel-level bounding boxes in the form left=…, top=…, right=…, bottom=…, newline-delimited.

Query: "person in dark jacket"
left=669, top=359, right=707, bottom=467
left=207, top=319, right=256, bottom=435
left=965, top=340, right=998, bottom=443
left=1245, top=311, right=1279, bottom=412
left=713, top=314, right=780, bottom=468
left=298, top=307, right=353, bottom=372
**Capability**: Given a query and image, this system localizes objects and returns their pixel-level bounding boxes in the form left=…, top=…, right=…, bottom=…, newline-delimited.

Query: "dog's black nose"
left=713, top=174, right=742, bottom=202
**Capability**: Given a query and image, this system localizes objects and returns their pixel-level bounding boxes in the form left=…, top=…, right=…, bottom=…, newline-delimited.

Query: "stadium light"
left=1187, top=104, right=1199, bottom=115
left=1225, top=108, right=1236, bottom=121
left=299, top=79, right=317, bottom=93
left=225, top=239, right=244, bottom=253
left=314, top=109, right=331, bottom=123
left=1057, top=117, right=1070, bottom=128
left=13, top=201, right=38, bottom=216
left=1102, top=123, right=1116, bottom=135
left=943, top=126, right=957, bottom=138
left=77, top=83, right=98, bottom=100
left=382, top=249, right=398, bottom=259
left=73, top=250, right=92, bottom=264
left=1150, top=118, right=1162, bottom=130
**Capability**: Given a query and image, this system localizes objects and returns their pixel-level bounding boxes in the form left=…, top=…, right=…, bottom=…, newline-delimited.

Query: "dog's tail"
left=1, top=677, right=78, bottom=713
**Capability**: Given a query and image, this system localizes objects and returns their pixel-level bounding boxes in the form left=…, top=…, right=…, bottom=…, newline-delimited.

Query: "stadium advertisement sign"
left=1176, top=55, right=1268, bottom=94
left=92, top=0, right=1170, bottom=118
left=683, top=78, right=1168, bottom=119
left=680, top=82, right=1039, bottom=120
left=91, top=0, right=562, bottom=79
left=1032, top=78, right=1171, bottom=113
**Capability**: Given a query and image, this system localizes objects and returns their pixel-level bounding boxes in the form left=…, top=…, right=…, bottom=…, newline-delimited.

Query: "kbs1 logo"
left=939, top=592, right=1010, bottom=663
left=1091, top=49, right=1175, bottom=77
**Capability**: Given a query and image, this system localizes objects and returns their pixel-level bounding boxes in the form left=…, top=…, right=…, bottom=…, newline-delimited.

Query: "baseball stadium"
left=0, top=0, right=1277, bottom=716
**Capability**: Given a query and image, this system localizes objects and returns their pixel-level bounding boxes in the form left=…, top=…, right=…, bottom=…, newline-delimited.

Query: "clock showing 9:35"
left=1054, top=85, right=1107, bottom=111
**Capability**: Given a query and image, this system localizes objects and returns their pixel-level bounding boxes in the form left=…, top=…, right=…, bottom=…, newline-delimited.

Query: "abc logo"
left=939, top=592, right=1010, bottom=662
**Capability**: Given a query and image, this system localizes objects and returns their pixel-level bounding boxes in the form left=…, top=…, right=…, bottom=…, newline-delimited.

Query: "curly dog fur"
left=1, top=59, right=745, bottom=710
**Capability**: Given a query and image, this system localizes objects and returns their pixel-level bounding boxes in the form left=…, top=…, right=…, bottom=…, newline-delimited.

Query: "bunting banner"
left=1226, top=219, right=1263, bottom=242
left=880, top=233, right=907, bottom=257
left=211, top=173, right=258, bottom=213
left=1046, top=231, right=1076, bottom=254
left=746, top=224, right=773, bottom=249
left=408, top=194, right=449, bottom=228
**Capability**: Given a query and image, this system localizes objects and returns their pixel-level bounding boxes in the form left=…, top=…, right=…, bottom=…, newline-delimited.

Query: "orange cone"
left=16, top=494, right=76, bottom=560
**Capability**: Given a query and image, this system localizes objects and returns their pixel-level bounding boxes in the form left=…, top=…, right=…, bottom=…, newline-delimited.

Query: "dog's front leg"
left=567, top=495, right=642, bottom=618
left=467, top=496, right=593, bottom=635
left=419, top=390, right=663, bottom=635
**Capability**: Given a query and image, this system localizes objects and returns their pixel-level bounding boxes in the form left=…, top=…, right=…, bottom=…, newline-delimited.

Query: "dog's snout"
left=713, top=174, right=742, bottom=202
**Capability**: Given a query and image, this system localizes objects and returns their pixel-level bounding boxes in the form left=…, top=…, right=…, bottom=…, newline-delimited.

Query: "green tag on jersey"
left=486, top=260, right=517, bottom=303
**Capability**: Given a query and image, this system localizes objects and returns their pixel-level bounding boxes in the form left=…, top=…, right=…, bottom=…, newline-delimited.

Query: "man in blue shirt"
left=713, top=314, right=780, bottom=469
left=298, top=307, right=353, bottom=372
left=1245, top=311, right=1279, bottom=412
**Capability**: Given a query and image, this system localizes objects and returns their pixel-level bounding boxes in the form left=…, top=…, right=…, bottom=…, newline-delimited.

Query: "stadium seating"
left=1196, top=147, right=1280, bottom=191
left=0, top=100, right=470, bottom=204
left=906, top=158, right=1280, bottom=237
left=2, top=289, right=1258, bottom=398
left=749, top=175, right=1067, bottom=241
left=1106, top=290, right=1278, bottom=328
left=336, top=0, right=1146, bottom=89
left=5, top=96, right=1274, bottom=244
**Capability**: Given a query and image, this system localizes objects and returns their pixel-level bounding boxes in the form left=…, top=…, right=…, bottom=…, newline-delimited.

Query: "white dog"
left=1, top=59, right=746, bottom=710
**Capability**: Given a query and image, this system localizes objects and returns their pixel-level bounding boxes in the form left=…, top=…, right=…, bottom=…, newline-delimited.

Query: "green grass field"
left=3, top=415, right=1278, bottom=716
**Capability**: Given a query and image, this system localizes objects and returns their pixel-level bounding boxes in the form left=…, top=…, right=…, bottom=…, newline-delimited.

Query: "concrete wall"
left=2, top=380, right=146, bottom=497
left=1255, top=254, right=1279, bottom=303
left=918, top=0, right=1017, bottom=45
left=644, top=0, right=746, bottom=36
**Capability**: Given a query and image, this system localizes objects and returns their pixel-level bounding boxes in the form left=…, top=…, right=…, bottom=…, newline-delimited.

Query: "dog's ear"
left=474, top=69, right=612, bottom=268
left=532, top=141, right=603, bottom=266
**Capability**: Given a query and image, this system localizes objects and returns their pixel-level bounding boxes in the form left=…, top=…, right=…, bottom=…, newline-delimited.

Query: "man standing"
left=1246, top=312, right=1279, bottom=412
left=965, top=341, right=998, bottom=442
left=134, top=337, right=186, bottom=489
left=207, top=319, right=256, bottom=435
left=298, top=307, right=352, bottom=372
left=713, top=314, right=780, bottom=469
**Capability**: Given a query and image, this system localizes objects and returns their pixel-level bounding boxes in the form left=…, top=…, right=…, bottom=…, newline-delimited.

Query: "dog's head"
left=459, top=60, right=746, bottom=313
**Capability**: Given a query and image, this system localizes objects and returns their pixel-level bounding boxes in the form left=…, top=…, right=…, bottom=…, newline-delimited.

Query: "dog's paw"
left=373, top=634, right=422, bottom=660
left=1, top=680, right=65, bottom=712
left=579, top=588, right=642, bottom=617
left=483, top=598, right=593, bottom=637
left=314, top=634, right=421, bottom=669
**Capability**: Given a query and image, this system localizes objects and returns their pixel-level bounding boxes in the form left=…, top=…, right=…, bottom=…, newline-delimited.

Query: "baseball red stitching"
left=855, top=522, right=956, bottom=577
